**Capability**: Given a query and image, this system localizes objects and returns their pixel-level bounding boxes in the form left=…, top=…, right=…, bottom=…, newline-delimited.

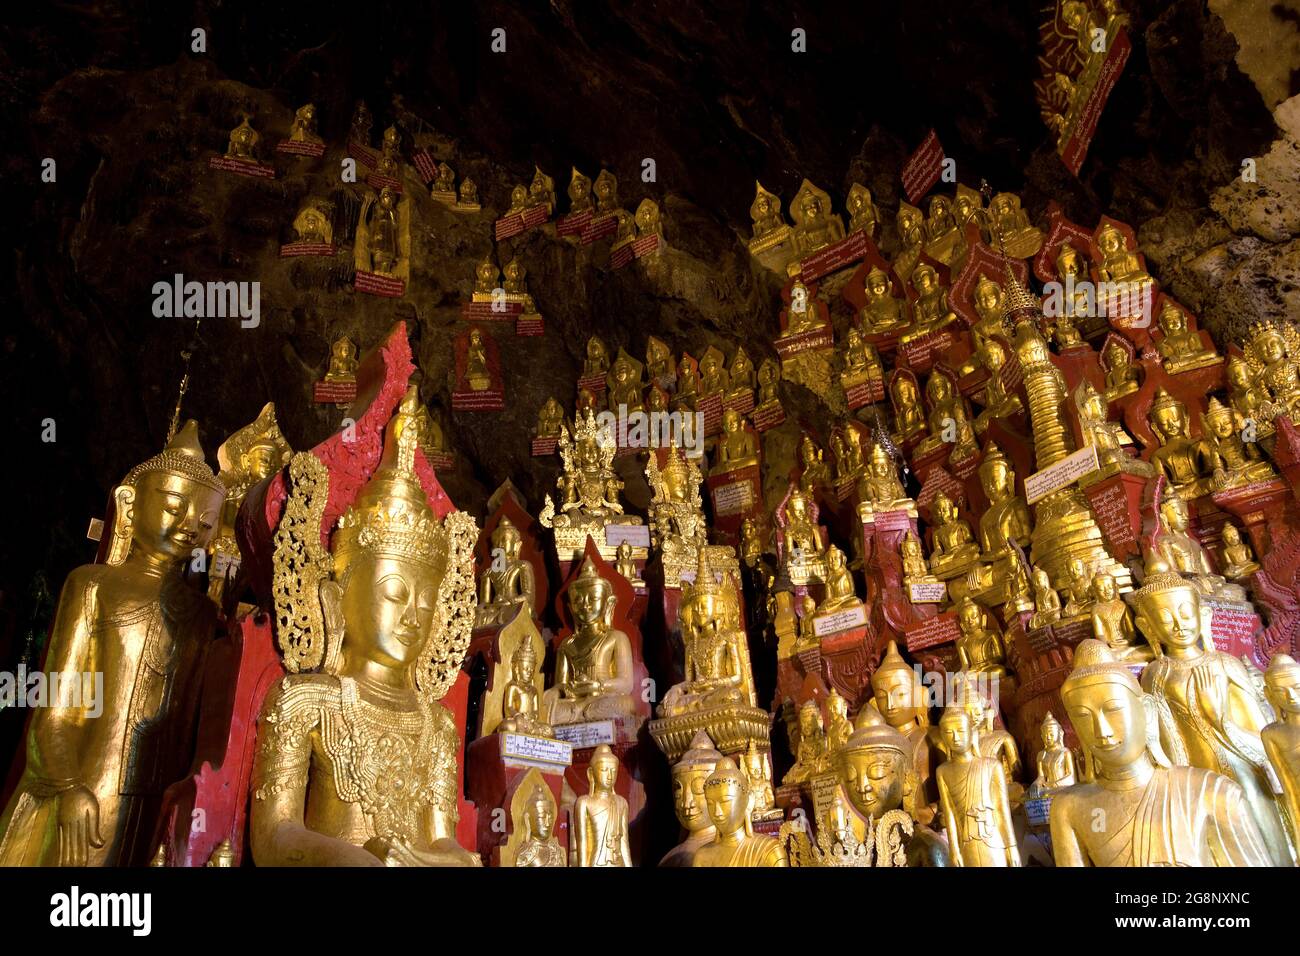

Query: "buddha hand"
left=56, top=785, right=104, bottom=866
left=1192, top=666, right=1226, bottom=723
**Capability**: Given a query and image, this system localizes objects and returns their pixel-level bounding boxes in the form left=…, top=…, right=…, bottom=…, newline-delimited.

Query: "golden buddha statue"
left=607, top=348, right=645, bottom=413
left=695, top=758, right=788, bottom=866
left=698, top=347, right=729, bottom=396
left=324, top=336, right=358, bottom=384
left=465, top=329, right=492, bottom=391
left=374, top=125, right=401, bottom=178
left=817, top=546, right=863, bottom=615
left=502, top=257, right=536, bottom=309
left=839, top=327, right=883, bottom=390
left=780, top=487, right=825, bottom=563
left=525, top=166, right=556, bottom=214
left=544, top=559, right=638, bottom=726
left=1053, top=243, right=1092, bottom=319
left=784, top=699, right=831, bottom=785
left=1031, top=713, right=1076, bottom=793
left=870, top=642, right=937, bottom=812
left=711, top=408, right=759, bottom=476
left=789, top=179, right=845, bottom=257
left=1147, top=388, right=1213, bottom=499
left=593, top=169, right=618, bottom=213
left=644, top=335, right=672, bottom=382
left=741, top=740, right=776, bottom=818
left=901, top=532, right=939, bottom=588
left=614, top=542, right=643, bottom=590
left=645, top=442, right=708, bottom=564
left=739, top=517, right=764, bottom=567
left=1102, top=338, right=1140, bottom=401
left=1263, top=655, right=1300, bottom=854
left=825, top=689, right=853, bottom=751
left=226, top=114, right=260, bottom=159
left=536, top=397, right=565, bottom=440
left=891, top=373, right=926, bottom=439
left=838, top=183, right=874, bottom=238
left=249, top=389, right=480, bottom=867
left=573, top=745, right=630, bottom=867
left=676, top=354, right=699, bottom=404
left=894, top=202, right=925, bottom=281
left=973, top=341, right=1024, bottom=434
left=1052, top=311, right=1084, bottom=350
left=1090, top=571, right=1152, bottom=662
left=936, top=705, right=1020, bottom=866
left=1061, top=556, right=1095, bottom=617
left=661, top=731, right=723, bottom=866
left=542, top=409, right=640, bottom=541
left=634, top=198, right=662, bottom=240
left=986, top=192, right=1043, bottom=260
left=856, top=440, right=914, bottom=516
left=357, top=185, right=405, bottom=276
left=756, top=357, right=782, bottom=407
left=929, top=493, right=981, bottom=577
left=498, top=639, right=552, bottom=738
left=900, top=263, right=957, bottom=343
left=1155, top=497, right=1246, bottom=602
left=1029, top=567, right=1062, bottom=628
left=1203, top=397, right=1276, bottom=490
left=511, top=784, right=565, bottom=867
left=1220, top=524, right=1260, bottom=582
left=567, top=167, right=593, bottom=214
left=781, top=279, right=827, bottom=338
left=288, top=103, right=321, bottom=144
left=1156, top=301, right=1221, bottom=374
left=1095, top=221, right=1153, bottom=289
left=748, top=181, right=791, bottom=253
left=951, top=676, right=1021, bottom=780
left=916, top=371, right=977, bottom=460
left=795, top=594, right=820, bottom=651
left=923, top=194, right=965, bottom=266
left=977, top=443, right=1033, bottom=557
left=858, top=265, right=908, bottom=334
left=1051, top=639, right=1272, bottom=866
left=959, top=275, right=1009, bottom=377
left=0, top=423, right=224, bottom=867
left=1133, top=556, right=1293, bottom=864
left=476, top=517, right=536, bottom=629
left=955, top=597, right=1007, bottom=677
left=291, top=198, right=333, bottom=245
left=797, top=434, right=831, bottom=494
left=1243, top=321, right=1300, bottom=420
left=728, top=347, right=755, bottom=394
left=1073, top=380, right=1144, bottom=477
left=432, top=162, right=456, bottom=196
left=583, top=336, right=610, bottom=378
left=457, top=178, right=480, bottom=210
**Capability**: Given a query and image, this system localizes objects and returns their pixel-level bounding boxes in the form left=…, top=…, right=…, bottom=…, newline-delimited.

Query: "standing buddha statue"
left=573, top=745, right=630, bottom=867
left=936, top=705, right=1020, bottom=867
left=512, top=784, right=565, bottom=867
left=1263, top=655, right=1300, bottom=855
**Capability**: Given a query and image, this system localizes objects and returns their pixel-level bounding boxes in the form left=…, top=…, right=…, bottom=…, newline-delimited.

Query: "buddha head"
left=939, top=705, right=975, bottom=759
left=331, top=336, right=356, bottom=369
left=594, top=169, right=617, bottom=206
left=1097, top=222, right=1127, bottom=258
left=1060, top=639, right=1153, bottom=775
left=1159, top=495, right=1190, bottom=533
left=568, top=168, right=591, bottom=203
left=672, top=731, right=723, bottom=835
left=990, top=193, right=1022, bottom=231
left=468, top=328, right=485, bottom=350
left=956, top=596, right=985, bottom=637
left=294, top=102, right=316, bottom=128
left=864, top=266, right=892, bottom=304
left=381, top=125, right=400, bottom=152
left=978, top=442, right=1014, bottom=501
left=460, top=178, right=478, bottom=202
left=1221, top=523, right=1244, bottom=550
left=703, top=757, right=752, bottom=835
left=476, top=258, right=497, bottom=287
left=1203, top=398, right=1236, bottom=441
left=117, top=421, right=224, bottom=567
left=587, top=744, right=620, bottom=794
left=847, top=183, right=872, bottom=217
left=799, top=191, right=824, bottom=224
left=1131, top=554, right=1211, bottom=655
left=647, top=386, right=667, bottom=412
left=504, top=258, right=525, bottom=285
left=845, top=327, right=865, bottom=354
left=827, top=688, right=849, bottom=725
left=759, top=358, right=779, bottom=386
left=377, top=186, right=398, bottom=213
left=836, top=707, right=913, bottom=820
left=721, top=408, right=741, bottom=437
left=953, top=185, right=981, bottom=223
left=660, top=449, right=689, bottom=502
left=634, top=198, right=661, bottom=235
left=933, top=492, right=958, bottom=526
left=528, top=167, right=552, bottom=202
left=522, top=784, right=556, bottom=845
left=1104, top=339, right=1132, bottom=375
left=568, top=558, right=616, bottom=632
left=926, top=371, right=954, bottom=405
left=1093, top=570, right=1118, bottom=603
left=892, top=373, right=919, bottom=409
left=785, top=488, right=811, bottom=525
left=1032, top=566, right=1052, bottom=597
left=491, top=516, right=523, bottom=561
left=1159, top=301, right=1187, bottom=337
left=1265, top=654, right=1300, bottom=719
left=871, top=641, right=925, bottom=731
left=799, top=435, right=820, bottom=468
left=912, top=263, right=939, bottom=296
left=826, top=545, right=848, bottom=575
left=869, top=441, right=893, bottom=480
left=1055, top=243, right=1083, bottom=282
left=1256, top=328, right=1289, bottom=366
left=897, top=203, right=923, bottom=246
left=1227, top=356, right=1254, bottom=392
left=974, top=276, right=1005, bottom=319
left=510, top=184, right=528, bottom=208
left=586, top=337, right=608, bottom=367
left=1148, top=389, right=1189, bottom=441
left=731, top=348, right=753, bottom=379
left=751, top=190, right=772, bottom=221
left=700, top=351, right=719, bottom=379
left=927, top=195, right=955, bottom=234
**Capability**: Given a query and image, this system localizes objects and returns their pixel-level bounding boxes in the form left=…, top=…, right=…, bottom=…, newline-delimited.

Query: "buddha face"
left=529, top=172, right=549, bottom=200
left=902, top=535, right=920, bottom=559
left=1033, top=568, right=1051, bottom=593
left=982, top=461, right=1011, bottom=499
left=934, top=495, right=956, bottom=524
left=753, top=194, right=771, bottom=218
left=1160, top=497, right=1189, bottom=531
left=1063, top=676, right=1147, bottom=772
left=1266, top=667, right=1300, bottom=717
left=722, top=409, right=740, bottom=434
left=527, top=795, right=555, bottom=840
left=1134, top=584, right=1203, bottom=652
left=893, top=377, right=917, bottom=406
left=505, top=261, right=522, bottom=283
left=846, top=328, right=863, bottom=351
left=701, top=355, right=718, bottom=377
left=827, top=547, right=845, bottom=572
left=1260, top=332, right=1287, bottom=365
left=801, top=194, right=823, bottom=223
left=927, top=374, right=952, bottom=403
left=131, top=470, right=222, bottom=562
left=975, top=279, right=1002, bottom=315
left=898, top=209, right=921, bottom=241
left=672, top=763, right=716, bottom=833
left=839, top=748, right=906, bottom=820
left=1056, top=245, right=1081, bottom=281
left=1105, top=342, right=1130, bottom=371
left=1206, top=408, right=1235, bottom=440
left=874, top=668, right=918, bottom=728
left=957, top=600, right=983, bottom=634
left=1098, top=226, right=1125, bottom=257
left=589, top=754, right=619, bottom=792
left=569, top=175, right=589, bottom=201
left=954, top=193, right=976, bottom=223
left=929, top=195, right=953, bottom=227
left=787, top=494, right=808, bottom=523
left=569, top=577, right=613, bottom=629
left=1160, top=304, right=1186, bottom=335
left=703, top=770, right=748, bottom=832
left=991, top=195, right=1016, bottom=225
left=870, top=449, right=891, bottom=479
left=940, top=710, right=973, bottom=757
left=913, top=266, right=937, bottom=295
left=866, top=271, right=890, bottom=299
left=510, top=185, right=528, bottom=207
left=297, top=104, right=315, bottom=125
left=648, top=389, right=667, bottom=411
left=1222, top=524, right=1241, bottom=547
left=595, top=176, right=614, bottom=201
left=1094, top=573, right=1117, bottom=602
left=800, top=437, right=818, bottom=466
left=242, top=443, right=277, bottom=481
left=493, top=524, right=522, bottom=559
left=340, top=552, right=437, bottom=669
left=1042, top=719, right=1062, bottom=748
left=1228, top=357, right=1254, bottom=390
left=1150, top=403, right=1187, bottom=439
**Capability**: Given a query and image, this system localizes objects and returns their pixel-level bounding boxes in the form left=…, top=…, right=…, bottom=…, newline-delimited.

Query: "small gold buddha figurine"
left=900, top=262, right=957, bottom=343
left=1090, top=570, right=1152, bottom=662
left=856, top=439, right=913, bottom=515
left=502, top=257, right=536, bottom=310
left=1155, top=497, right=1246, bottom=602
left=1061, top=556, right=1095, bottom=617
left=1102, top=338, right=1140, bottom=401
left=0, top=423, right=224, bottom=867
left=796, top=435, right=831, bottom=496
left=924, top=194, right=966, bottom=266
left=607, top=348, right=645, bottom=413
left=826, top=688, right=853, bottom=750
left=1220, top=524, right=1260, bottom=582
left=511, top=784, right=565, bottom=867
left=780, top=488, right=826, bottom=565
left=248, top=389, right=481, bottom=868
left=891, top=373, right=926, bottom=440
left=614, top=542, right=643, bottom=589
left=894, top=202, right=925, bottom=281
left=973, top=341, right=1024, bottom=435
left=291, top=197, right=333, bottom=245
left=476, top=517, right=536, bottom=629
left=567, top=167, right=593, bottom=214
left=1156, top=301, right=1221, bottom=374
left=711, top=408, right=759, bottom=476
left=845, top=182, right=879, bottom=236
left=1133, top=555, right=1293, bottom=864
left=1263, top=654, right=1300, bottom=854
left=958, top=275, right=1009, bottom=377
left=839, top=327, right=884, bottom=390
left=226, top=114, right=260, bottom=159
left=536, top=397, right=565, bottom=440
left=645, top=442, right=707, bottom=563
left=817, top=546, right=863, bottom=615
left=916, top=371, right=977, bottom=460
left=795, top=594, right=820, bottom=651
left=1053, top=243, right=1092, bottom=319
left=525, top=166, right=556, bottom=215
left=661, top=731, right=723, bottom=866
left=1031, top=713, right=1076, bottom=793
left=1095, top=221, right=1153, bottom=288
left=1203, top=397, right=1276, bottom=490
left=1028, top=566, right=1061, bottom=628
left=928, top=493, right=981, bottom=577
left=634, top=198, right=662, bottom=240
left=432, top=162, right=456, bottom=196
left=1051, top=639, right=1272, bottom=866
left=698, top=346, right=729, bottom=395
left=573, top=745, right=630, bottom=867
left=1074, top=380, right=1144, bottom=477
left=695, top=758, right=788, bottom=866
left=544, top=559, right=638, bottom=726
left=741, top=740, right=776, bottom=818
left=1052, top=311, right=1084, bottom=350
left=936, top=705, right=1020, bottom=867
left=858, top=265, right=908, bottom=334
left=986, top=192, right=1043, bottom=260
left=645, top=336, right=673, bottom=382
left=789, top=179, right=845, bottom=257
left=465, top=328, right=492, bottom=391
left=1147, top=388, right=1213, bottom=499
left=784, top=699, right=831, bottom=785
left=349, top=100, right=372, bottom=147
left=457, top=178, right=480, bottom=210
left=473, top=257, right=500, bottom=298
left=583, top=336, right=610, bottom=378
left=781, top=279, right=828, bottom=337
left=357, top=186, right=404, bottom=276
left=728, top=347, right=755, bottom=394
left=374, top=125, right=401, bottom=178
left=748, top=181, right=791, bottom=253
left=591, top=168, right=619, bottom=213
left=498, top=639, right=552, bottom=738
left=955, top=597, right=1007, bottom=677
left=1243, top=321, right=1300, bottom=420
left=288, top=103, right=322, bottom=144
left=739, top=517, right=764, bottom=567
left=978, top=443, right=1033, bottom=556
left=901, top=531, right=939, bottom=588
left=675, top=353, right=699, bottom=404
left=756, top=357, right=782, bottom=407
left=324, top=336, right=358, bottom=384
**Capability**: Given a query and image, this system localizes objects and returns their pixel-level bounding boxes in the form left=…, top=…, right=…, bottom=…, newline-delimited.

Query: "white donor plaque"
left=604, top=524, right=651, bottom=548
left=909, top=581, right=947, bottom=604
left=501, top=733, right=573, bottom=770
left=712, top=480, right=754, bottom=517
left=552, top=720, right=616, bottom=749
left=812, top=605, right=868, bottom=637
left=1025, top=446, right=1099, bottom=504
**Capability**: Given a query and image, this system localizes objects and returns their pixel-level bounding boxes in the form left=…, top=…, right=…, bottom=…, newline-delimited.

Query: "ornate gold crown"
left=1132, top=553, right=1192, bottom=598
left=1148, top=387, right=1182, bottom=417
left=125, top=419, right=225, bottom=496
left=217, top=402, right=291, bottom=485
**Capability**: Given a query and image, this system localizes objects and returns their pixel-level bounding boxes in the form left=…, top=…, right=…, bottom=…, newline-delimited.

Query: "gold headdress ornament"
left=677, top=730, right=724, bottom=770
left=124, top=419, right=225, bottom=496
left=687, top=546, right=720, bottom=599
left=1061, top=638, right=1142, bottom=696
left=979, top=440, right=1011, bottom=478
left=217, top=403, right=291, bottom=484
left=1148, top=386, right=1181, bottom=418
left=1132, top=553, right=1191, bottom=599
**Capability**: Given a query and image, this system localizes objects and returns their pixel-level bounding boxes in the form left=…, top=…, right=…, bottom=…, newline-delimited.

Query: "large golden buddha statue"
left=661, top=731, right=723, bottom=866
left=0, top=423, right=224, bottom=867
left=1051, top=640, right=1272, bottom=866
left=870, top=641, right=936, bottom=817
left=1263, top=655, right=1300, bottom=854
left=250, top=388, right=481, bottom=867
left=1132, top=556, right=1292, bottom=865
left=540, top=410, right=644, bottom=559
left=694, top=758, right=787, bottom=866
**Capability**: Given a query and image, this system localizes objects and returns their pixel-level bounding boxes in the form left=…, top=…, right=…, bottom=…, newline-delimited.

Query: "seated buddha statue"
left=583, top=336, right=610, bottom=378
left=458, top=178, right=479, bottom=209
left=607, top=349, right=645, bottom=413
left=1094, top=222, right=1153, bottom=289
left=226, top=114, right=260, bottom=160
left=1154, top=497, right=1247, bottom=602
left=547, top=411, right=628, bottom=526
left=756, top=358, right=781, bottom=407
left=324, top=336, right=359, bottom=384
left=695, top=758, right=788, bottom=866
left=1029, top=567, right=1062, bottom=629
left=748, top=182, right=790, bottom=250
left=845, top=183, right=879, bottom=236
left=567, top=167, right=593, bottom=214
left=512, top=784, right=565, bottom=867
left=465, top=329, right=492, bottom=391
left=936, top=705, right=1020, bottom=867
left=676, top=354, right=699, bottom=404
left=614, top=542, right=643, bottom=590
left=288, top=103, right=322, bottom=144
left=900, top=263, right=957, bottom=344
left=1226, top=356, right=1269, bottom=427
left=977, top=443, right=1033, bottom=558
left=0, top=423, right=224, bottom=867
left=929, top=493, right=981, bottom=577
left=698, top=348, right=730, bottom=396
left=1060, top=557, right=1095, bottom=618
left=1074, top=381, right=1140, bottom=476
left=894, top=202, right=925, bottom=281
left=1246, top=323, right=1300, bottom=419
left=248, top=390, right=480, bottom=867
left=973, top=341, right=1023, bottom=434
left=1090, top=570, right=1152, bottom=662
left=1132, top=556, right=1291, bottom=864
left=858, top=265, right=908, bottom=334
left=502, top=258, right=535, bottom=309
left=728, top=347, right=756, bottom=396
left=954, top=597, right=1007, bottom=677
left=781, top=280, right=827, bottom=337
left=645, top=335, right=673, bottom=383
left=1219, top=524, right=1260, bottom=582
left=711, top=408, right=759, bottom=476
left=958, top=275, right=1009, bottom=377
left=856, top=440, right=914, bottom=516
left=780, top=488, right=825, bottom=567
left=1053, top=312, right=1084, bottom=350
left=797, top=435, right=831, bottom=494
left=526, top=166, right=556, bottom=214
left=535, top=397, right=565, bottom=440
left=783, top=700, right=831, bottom=786
left=544, top=559, right=638, bottom=726
left=986, top=192, right=1043, bottom=260
left=475, top=517, right=536, bottom=629
left=634, top=198, right=662, bottom=239
left=817, top=546, right=863, bottom=615
left=573, top=745, right=630, bottom=867
left=497, top=640, right=552, bottom=738
left=1147, top=388, right=1213, bottom=499
left=832, top=426, right=865, bottom=481
left=825, top=689, right=854, bottom=751
left=593, top=169, right=619, bottom=213
left=659, top=553, right=752, bottom=716
left=1102, top=339, right=1140, bottom=401
left=916, top=372, right=977, bottom=460
left=1156, top=301, right=1221, bottom=374
left=1051, top=640, right=1272, bottom=866
left=292, top=198, right=333, bottom=245
left=1031, top=713, right=1076, bottom=794
left=789, top=180, right=845, bottom=257
left=433, top=162, right=456, bottom=196
left=660, top=731, right=723, bottom=867
left=839, top=328, right=883, bottom=389
left=890, top=374, right=926, bottom=440
left=901, top=531, right=940, bottom=587
left=924, top=194, right=966, bottom=266
left=1203, top=397, right=1276, bottom=490
left=1053, top=243, right=1093, bottom=321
